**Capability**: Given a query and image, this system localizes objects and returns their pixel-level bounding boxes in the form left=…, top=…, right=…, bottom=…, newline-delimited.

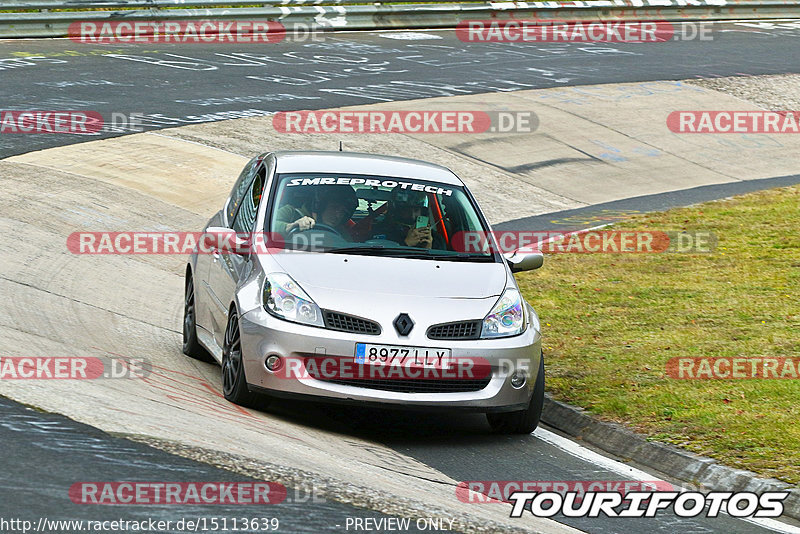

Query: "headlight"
left=481, top=288, right=525, bottom=338
left=263, top=273, right=324, bottom=327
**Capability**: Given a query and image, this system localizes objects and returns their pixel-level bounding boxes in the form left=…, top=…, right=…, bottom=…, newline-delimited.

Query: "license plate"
left=355, top=343, right=450, bottom=369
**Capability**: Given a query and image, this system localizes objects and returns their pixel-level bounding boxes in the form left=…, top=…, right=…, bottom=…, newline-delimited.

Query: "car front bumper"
left=239, top=307, right=542, bottom=412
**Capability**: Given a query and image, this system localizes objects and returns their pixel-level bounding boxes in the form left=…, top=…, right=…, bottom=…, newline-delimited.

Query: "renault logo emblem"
left=393, top=313, right=414, bottom=336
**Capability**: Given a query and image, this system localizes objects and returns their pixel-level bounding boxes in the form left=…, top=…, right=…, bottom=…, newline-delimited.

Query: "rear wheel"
left=487, top=354, right=545, bottom=434
left=183, top=274, right=214, bottom=363
left=221, top=308, right=260, bottom=407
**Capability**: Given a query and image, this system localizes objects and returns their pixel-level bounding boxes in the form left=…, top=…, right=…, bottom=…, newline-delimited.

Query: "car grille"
left=323, top=311, right=381, bottom=335
left=427, top=320, right=481, bottom=340
left=315, top=376, right=492, bottom=393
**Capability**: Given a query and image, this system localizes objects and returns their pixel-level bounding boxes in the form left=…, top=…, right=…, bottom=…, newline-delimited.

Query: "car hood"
left=269, top=252, right=507, bottom=299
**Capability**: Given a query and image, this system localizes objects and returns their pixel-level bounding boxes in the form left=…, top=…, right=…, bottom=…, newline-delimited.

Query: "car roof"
left=271, top=151, right=464, bottom=186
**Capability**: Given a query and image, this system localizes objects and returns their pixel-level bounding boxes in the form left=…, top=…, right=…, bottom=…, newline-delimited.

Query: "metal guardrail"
left=2, top=0, right=800, bottom=38
left=2, top=0, right=463, bottom=8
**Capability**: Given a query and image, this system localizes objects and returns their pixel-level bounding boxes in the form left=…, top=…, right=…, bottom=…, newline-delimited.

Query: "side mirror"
left=204, top=227, right=250, bottom=256
left=504, top=251, right=543, bottom=273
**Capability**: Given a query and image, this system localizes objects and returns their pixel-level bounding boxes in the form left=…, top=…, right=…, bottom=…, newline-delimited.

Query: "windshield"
left=266, top=173, right=496, bottom=261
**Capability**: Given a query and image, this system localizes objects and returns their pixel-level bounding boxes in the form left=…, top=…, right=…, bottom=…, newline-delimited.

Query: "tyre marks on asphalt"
left=3, top=22, right=800, bottom=158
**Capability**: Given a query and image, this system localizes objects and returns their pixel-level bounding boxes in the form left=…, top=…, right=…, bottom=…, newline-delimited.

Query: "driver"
left=279, top=185, right=357, bottom=239
left=370, top=189, right=438, bottom=249
left=275, top=188, right=313, bottom=235
left=277, top=185, right=358, bottom=239
left=314, top=185, right=358, bottom=237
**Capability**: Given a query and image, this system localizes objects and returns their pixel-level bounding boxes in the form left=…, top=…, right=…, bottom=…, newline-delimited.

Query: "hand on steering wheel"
left=286, top=216, right=315, bottom=234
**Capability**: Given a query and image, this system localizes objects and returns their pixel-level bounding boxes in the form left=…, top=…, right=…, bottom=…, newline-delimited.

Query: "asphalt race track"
left=2, top=20, right=800, bottom=534
left=2, top=21, right=800, bottom=158
left=0, top=397, right=435, bottom=534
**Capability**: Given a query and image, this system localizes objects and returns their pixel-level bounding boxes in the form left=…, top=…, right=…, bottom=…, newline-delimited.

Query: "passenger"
left=370, top=189, right=439, bottom=249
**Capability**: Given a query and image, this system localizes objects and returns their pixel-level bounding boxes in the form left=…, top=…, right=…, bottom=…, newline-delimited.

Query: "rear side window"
left=232, top=165, right=265, bottom=235
left=226, top=157, right=260, bottom=222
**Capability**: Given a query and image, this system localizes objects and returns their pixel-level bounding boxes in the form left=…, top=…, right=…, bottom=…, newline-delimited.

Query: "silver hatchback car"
left=183, top=151, right=545, bottom=433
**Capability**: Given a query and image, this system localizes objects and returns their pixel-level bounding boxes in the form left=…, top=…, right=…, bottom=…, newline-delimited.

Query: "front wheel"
left=487, top=353, right=545, bottom=434
left=183, top=275, right=214, bottom=363
left=221, top=308, right=260, bottom=408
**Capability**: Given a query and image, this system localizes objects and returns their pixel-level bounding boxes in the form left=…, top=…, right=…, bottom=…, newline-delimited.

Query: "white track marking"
left=378, top=32, right=443, bottom=40
left=534, top=427, right=800, bottom=533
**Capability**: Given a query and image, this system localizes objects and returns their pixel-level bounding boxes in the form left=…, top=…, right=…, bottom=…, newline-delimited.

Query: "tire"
left=221, top=308, right=260, bottom=408
left=487, top=353, right=545, bottom=434
left=182, top=274, right=215, bottom=363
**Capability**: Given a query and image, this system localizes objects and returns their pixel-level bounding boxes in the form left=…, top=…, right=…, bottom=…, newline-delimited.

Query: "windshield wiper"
left=423, top=253, right=494, bottom=262
left=328, top=246, right=493, bottom=261
left=326, top=245, right=395, bottom=255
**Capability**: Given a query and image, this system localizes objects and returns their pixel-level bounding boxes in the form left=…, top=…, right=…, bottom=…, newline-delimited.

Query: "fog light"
left=510, top=370, right=527, bottom=389
left=265, top=355, right=282, bottom=372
